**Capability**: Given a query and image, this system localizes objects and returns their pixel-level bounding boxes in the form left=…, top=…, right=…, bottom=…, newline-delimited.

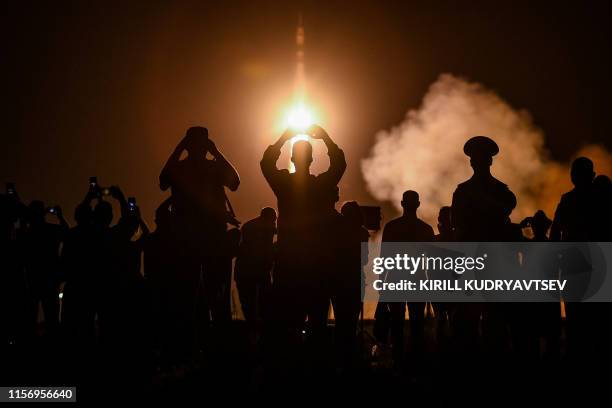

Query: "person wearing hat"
left=451, top=136, right=517, bottom=356
left=451, top=136, right=517, bottom=241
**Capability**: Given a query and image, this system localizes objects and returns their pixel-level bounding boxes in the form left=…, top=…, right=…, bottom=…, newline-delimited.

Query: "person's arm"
left=550, top=202, right=563, bottom=242
left=140, top=219, right=150, bottom=236
left=54, top=206, right=70, bottom=233
left=109, top=186, right=128, bottom=219
left=206, top=139, right=240, bottom=192
left=361, top=228, right=370, bottom=267
left=160, top=138, right=186, bottom=191
left=427, top=225, right=436, bottom=242
left=135, top=213, right=151, bottom=250
left=260, top=129, right=293, bottom=189
left=450, top=190, right=462, bottom=238
left=379, top=223, right=393, bottom=282
left=309, top=125, right=346, bottom=186
left=82, top=189, right=97, bottom=208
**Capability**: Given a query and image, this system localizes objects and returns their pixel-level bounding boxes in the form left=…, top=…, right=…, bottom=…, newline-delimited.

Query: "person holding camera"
left=260, top=124, right=346, bottom=350
left=159, top=126, right=240, bottom=357
left=22, top=200, right=69, bottom=338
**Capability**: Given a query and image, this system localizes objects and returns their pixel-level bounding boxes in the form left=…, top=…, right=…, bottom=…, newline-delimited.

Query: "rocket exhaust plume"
left=285, top=15, right=318, bottom=170
left=361, top=74, right=612, bottom=227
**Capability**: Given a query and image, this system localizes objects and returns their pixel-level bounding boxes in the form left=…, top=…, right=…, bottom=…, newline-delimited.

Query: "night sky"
left=3, top=0, right=612, bottom=224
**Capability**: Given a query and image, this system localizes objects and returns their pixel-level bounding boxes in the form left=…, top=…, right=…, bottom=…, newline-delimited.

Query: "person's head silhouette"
left=401, top=190, right=420, bottom=215
left=570, top=157, right=595, bottom=188
left=184, top=126, right=209, bottom=157
left=341, top=201, right=364, bottom=227
left=531, top=209, right=552, bottom=239
left=28, top=200, right=46, bottom=225
left=74, top=203, right=91, bottom=227
left=464, top=136, right=499, bottom=176
left=594, top=174, right=612, bottom=193
left=291, top=140, right=313, bottom=174
left=437, top=206, right=452, bottom=234
left=260, top=207, right=277, bottom=225
left=93, top=201, right=113, bottom=228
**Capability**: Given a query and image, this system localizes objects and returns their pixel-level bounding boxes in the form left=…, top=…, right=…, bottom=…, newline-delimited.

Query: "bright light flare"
left=285, top=104, right=315, bottom=133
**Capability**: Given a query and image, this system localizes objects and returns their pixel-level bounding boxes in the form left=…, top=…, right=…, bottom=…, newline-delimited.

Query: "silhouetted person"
left=22, top=200, right=68, bottom=338
left=108, top=193, right=150, bottom=351
left=517, top=210, right=560, bottom=360
left=72, top=186, right=126, bottom=351
left=451, top=136, right=517, bottom=356
left=90, top=188, right=149, bottom=388
left=331, top=201, right=369, bottom=368
left=592, top=174, right=612, bottom=241
left=550, top=157, right=596, bottom=242
left=145, top=197, right=178, bottom=367
left=380, top=190, right=435, bottom=365
left=159, top=126, right=240, bottom=359
left=550, top=157, right=604, bottom=362
left=452, top=136, right=517, bottom=241
left=0, top=188, right=29, bottom=345
left=61, top=196, right=96, bottom=344
left=435, top=206, right=454, bottom=242
left=260, top=125, right=345, bottom=350
left=235, top=207, right=277, bottom=327
left=434, top=206, right=455, bottom=340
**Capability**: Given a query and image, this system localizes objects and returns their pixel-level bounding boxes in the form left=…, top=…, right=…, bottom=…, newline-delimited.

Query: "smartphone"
left=6, top=182, right=16, bottom=196
left=128, top=197, right=136, bottom=211
left=47, top=207, right=56, bottom=215
left=360, top=205, right=382, bottom=231
left=89, top=176, right=98, bottom=190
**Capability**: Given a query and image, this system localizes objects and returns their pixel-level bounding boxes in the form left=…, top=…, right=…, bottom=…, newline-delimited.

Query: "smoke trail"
left=361, top=74, right=611, bottom=227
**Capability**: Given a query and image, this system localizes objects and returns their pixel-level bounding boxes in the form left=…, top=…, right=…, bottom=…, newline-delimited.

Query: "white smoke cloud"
left=359, top=73, right=612, bottom=318
left=361, top=73, right=597, bottom=227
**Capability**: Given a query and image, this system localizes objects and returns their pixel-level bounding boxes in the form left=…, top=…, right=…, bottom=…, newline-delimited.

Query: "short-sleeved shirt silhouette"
left=452, top=175, right=516, bottom=241
left=552, top=187, right=596, bottom=241
left=24, top=222, right=65, bottom=285
left=239, top=216, right=276, bottom=262
left=260, top=143, right=346, bottom=250
left=382, top=216, right=435, bottom=243
left=381, top=215, right=435, bottom=284
left=162, top=157, right=229, bottom=230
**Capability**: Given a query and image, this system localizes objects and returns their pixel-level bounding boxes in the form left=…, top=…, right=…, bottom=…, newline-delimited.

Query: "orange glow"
left=286, top=104, right=314, bottom=132
left=282, top=101, right=320, bottom=172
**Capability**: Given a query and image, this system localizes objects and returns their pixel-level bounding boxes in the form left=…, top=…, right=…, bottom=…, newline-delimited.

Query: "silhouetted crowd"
left=1, top=125, right=611, bottom=398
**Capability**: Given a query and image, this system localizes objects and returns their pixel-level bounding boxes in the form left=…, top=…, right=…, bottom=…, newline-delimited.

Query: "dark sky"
left=3, top=0, right=612, bottom=224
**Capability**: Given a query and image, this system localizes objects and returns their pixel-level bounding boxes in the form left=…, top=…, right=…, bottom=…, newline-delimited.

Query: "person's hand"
left=306, top=124, right=327, bottom=140
left=203, top=138, right=218, bottom=155
left=280, top=128, right=296, bottom=142
left=519, top=217, right=532, bottom=228
left=227, top=216, right=241, bottom=228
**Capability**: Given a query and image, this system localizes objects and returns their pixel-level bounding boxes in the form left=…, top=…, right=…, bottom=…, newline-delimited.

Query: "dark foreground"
left=2, top=317, right=610, bottom=404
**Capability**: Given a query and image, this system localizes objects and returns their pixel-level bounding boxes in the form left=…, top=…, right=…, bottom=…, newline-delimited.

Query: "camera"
left=47, top=206, right=57, bottom=215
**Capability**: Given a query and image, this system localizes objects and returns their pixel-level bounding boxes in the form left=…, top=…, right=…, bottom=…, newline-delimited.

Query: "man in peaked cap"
left=451, top=136, right=517, bottom=241
left=451, top=136, right=518, bottom=356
